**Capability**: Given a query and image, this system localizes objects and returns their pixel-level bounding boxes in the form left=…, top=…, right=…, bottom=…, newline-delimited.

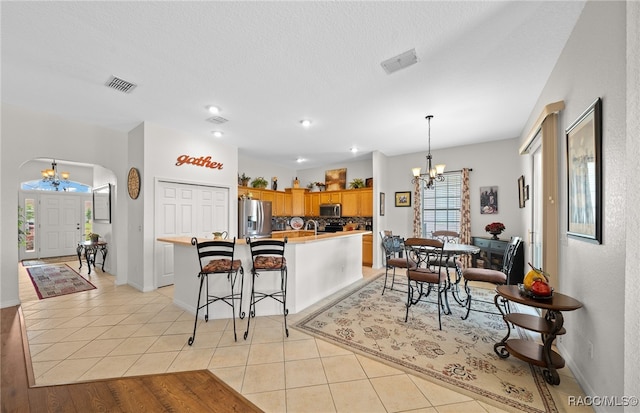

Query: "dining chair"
left=461, top=236, right=523, bottom=320
left=430, top=230, right=465, bottom=304
left=404, top=238, right=449, bottom=330
left=381, top=234, right=412, bottom=295
left=244, top=237, right=289, bottom=339
left=188, top=237, right=244, bottom=345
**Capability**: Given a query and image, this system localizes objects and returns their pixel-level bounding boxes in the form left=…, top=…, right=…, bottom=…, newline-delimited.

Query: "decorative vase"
left=489, top=231, right=502, bottom=240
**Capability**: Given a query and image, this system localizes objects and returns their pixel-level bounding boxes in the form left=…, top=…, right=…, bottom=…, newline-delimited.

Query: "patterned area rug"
left=293, top=275, right=557, bottom=413
left=22, top=255, right=78, bottom=267
left=26, top=264, right=96, bottom=299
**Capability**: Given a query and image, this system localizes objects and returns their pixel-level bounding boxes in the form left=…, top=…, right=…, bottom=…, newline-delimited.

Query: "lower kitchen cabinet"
left=362, top=234, right=373, bottom=266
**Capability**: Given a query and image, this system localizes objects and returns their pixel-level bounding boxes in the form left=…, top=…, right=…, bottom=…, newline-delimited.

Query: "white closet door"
left=155, top=181, right=229, bottom=288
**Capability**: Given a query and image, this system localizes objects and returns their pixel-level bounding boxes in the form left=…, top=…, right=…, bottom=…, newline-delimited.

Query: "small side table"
left=77, top=241, right=108, bottom=275
left=493, top=284, right=582, bottom=385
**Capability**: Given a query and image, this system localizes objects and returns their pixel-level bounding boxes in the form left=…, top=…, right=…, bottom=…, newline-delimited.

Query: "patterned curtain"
left=413, top=179, right=421, bottom=237
left=459, top=168, right=472, bottom=268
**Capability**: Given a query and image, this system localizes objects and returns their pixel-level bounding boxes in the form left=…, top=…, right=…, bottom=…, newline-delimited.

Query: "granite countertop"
left=158, top=230, right=372, bottom=246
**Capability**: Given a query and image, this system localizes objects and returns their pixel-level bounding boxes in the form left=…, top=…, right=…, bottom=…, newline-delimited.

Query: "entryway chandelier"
left=411, top=115, right=445, bottom=189
left=41, top=159, right=70, bottom=191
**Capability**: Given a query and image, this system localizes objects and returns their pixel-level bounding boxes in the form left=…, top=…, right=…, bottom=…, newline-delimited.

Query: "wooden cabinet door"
left=289, top=188, right=306, bottom=216
left=341, top=191, right=359, bottom=216
left=261, top=190, right=275, bottom=206
left=283, top=193, right=293, bottom=216
left=320, top=192, right=341, bottom=204
left=360, top=189, right=373, bottom=216
left=274, top=192, right=286, bottom=216
left=362, top=234, right=373, bottom=266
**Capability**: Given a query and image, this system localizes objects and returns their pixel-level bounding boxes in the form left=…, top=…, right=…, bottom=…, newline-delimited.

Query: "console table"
left=77, top=241, right=108, bottom=275
left=493, top=285, right=583, bottom=385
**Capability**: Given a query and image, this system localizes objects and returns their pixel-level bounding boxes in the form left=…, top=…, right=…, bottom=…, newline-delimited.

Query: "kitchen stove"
left=320, top=223, right=344, bottom=233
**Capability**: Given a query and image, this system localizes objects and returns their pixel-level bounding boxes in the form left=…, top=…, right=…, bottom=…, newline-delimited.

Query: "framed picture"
left=395, top=191, right=411, bottom=207
left=480, top=186, right=498, bottom=214
left=93, top=183, right=111, bottom=223
left=518, top=175, right=526, bottom=208
left=380, top=192, right=385, bottom=216
left=566, top=97, right=602, bottom=243
left=325, top=168, right=346, bottom=191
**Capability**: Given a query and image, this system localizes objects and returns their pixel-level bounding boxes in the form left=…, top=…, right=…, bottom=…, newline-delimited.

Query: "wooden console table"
left=77, top=241, right=108, bottom=275
left=493, top=284, right=582, bottom=385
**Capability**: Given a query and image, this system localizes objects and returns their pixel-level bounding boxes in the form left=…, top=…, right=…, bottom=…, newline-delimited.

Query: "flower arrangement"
left=315, top=182, right=326, bottom=190
left=88, top=232, right=100, bottom=242
left=485, top=222, right=505, bottom=233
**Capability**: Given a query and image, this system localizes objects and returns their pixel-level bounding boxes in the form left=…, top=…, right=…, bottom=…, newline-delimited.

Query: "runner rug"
left=26, top=264, right=96, bottom=299
left=292, top=275, right=558, bottom=413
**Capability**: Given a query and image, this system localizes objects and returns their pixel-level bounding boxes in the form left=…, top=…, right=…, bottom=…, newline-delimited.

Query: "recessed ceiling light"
left=300, top=119, right=312, bottom=128
left=350, top=147, right=358, bottom=153
left=296, top=157, right=306, bottom=163
left=212, top=131, right=223, bottom=138
left=207, top=105, right=220, bottom=114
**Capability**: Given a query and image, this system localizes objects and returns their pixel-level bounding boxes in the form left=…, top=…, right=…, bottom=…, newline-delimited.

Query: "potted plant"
left=315, top=182, right=326, bottom=191
left=238, top=173, right=250, bottom=187
left=349, top=178, right=365, bottom=189
left=88, top=232, right=100, bottom=242
left=251, top=177, right=269, bottom=189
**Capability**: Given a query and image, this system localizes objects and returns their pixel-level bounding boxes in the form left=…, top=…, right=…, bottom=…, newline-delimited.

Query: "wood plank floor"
left=1, top=305, right=263, bottom=413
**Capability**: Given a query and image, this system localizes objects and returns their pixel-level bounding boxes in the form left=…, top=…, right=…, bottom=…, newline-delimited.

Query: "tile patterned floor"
left=18, top=260, right=592, bottom=413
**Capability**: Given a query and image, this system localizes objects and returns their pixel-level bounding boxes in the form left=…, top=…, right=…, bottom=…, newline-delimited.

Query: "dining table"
left=442, top=242, right=480, bottom=305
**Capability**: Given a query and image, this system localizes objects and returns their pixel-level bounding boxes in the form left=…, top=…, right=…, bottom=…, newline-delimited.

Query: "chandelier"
left=411, top=115, right=445, bottom=189
left=41, top=159, right=70, bottom=191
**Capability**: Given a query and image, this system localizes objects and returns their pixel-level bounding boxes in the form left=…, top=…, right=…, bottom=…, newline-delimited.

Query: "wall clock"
left=127, top=167, right=140, bottom=199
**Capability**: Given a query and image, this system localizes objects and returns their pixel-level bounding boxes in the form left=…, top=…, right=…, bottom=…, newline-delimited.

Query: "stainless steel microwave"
left=319, top=203, right=341, bottom=218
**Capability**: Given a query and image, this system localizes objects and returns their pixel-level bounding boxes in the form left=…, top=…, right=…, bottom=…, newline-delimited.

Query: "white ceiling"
left=2, top=1, right=585, bottom=169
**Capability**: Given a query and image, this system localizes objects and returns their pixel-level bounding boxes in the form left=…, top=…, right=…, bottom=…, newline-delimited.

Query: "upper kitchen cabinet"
left=341, top=188, right=373, bottom=217
left=320, top=191, right=341, bottom=204
left=305, top=192, right=320, bottom=216
left=287, top=188, right=307, bottom=216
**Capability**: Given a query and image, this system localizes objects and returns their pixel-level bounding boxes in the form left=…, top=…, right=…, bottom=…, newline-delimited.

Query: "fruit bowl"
left=518, top=283, right=554, bottom=300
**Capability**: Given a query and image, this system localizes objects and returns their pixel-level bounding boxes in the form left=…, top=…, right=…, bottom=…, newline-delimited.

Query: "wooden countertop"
left=157, top=230, right=372, bottom=246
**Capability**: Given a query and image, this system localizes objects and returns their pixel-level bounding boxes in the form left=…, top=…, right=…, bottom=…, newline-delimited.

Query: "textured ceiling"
left=1, top=1, right=585, bottom=169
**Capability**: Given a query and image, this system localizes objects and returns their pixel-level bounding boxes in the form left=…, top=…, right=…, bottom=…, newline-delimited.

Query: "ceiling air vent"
left=105, top=76, right=137, bottom=93
left=206, top=116, right=228, bottom=124
left=381, top=48, right=418, bottom=75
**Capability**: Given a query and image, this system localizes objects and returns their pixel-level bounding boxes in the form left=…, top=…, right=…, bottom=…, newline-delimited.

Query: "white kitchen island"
left=157, top=230, right=370, bottom=320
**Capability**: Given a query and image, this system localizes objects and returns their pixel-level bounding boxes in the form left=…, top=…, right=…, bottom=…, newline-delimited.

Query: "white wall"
left=1, top=104, right=128, bottom=308
left=238, top=154, right=297, bottom=191
left=382, top=138, right=523, bottom=241
left=518, top=1, right=629, bottom=407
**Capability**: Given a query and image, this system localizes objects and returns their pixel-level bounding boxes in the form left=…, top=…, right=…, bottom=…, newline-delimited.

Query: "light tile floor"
left=18, top=260, right=592, bottom=413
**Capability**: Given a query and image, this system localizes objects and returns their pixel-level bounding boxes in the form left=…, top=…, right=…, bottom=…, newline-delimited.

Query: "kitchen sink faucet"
left=304, top=219, right=318, bottom=236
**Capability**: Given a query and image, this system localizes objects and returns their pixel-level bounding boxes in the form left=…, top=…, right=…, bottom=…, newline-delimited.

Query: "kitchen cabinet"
left=287, top=188, right=307, bottom=217
left=341, top=188, right=373, bottom=217
left=274, top=192, right=287, bottom=216
left=239, top=186, right=291, bottom=217
left=362, top=234, right=373, bottom=266
left=320, top=191, right=341, bottom=204
left=305, top=192, right=320, bottom=216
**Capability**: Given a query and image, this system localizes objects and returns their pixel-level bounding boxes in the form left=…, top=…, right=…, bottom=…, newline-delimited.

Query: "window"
left=420, top=171, right=462, bottom=236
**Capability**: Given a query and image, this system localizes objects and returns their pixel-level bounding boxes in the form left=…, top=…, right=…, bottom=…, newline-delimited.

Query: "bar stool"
left=244, top=237, right=288, bottom=339
left=188, top=237, right=244, bottom=345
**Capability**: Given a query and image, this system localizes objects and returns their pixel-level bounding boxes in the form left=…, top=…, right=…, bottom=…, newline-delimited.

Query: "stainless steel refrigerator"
left=238, top=199, right=272, bottom=239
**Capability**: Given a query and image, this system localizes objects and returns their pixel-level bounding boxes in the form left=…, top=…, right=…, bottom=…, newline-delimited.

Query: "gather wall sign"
left=175, top=154, right=223, bottom=170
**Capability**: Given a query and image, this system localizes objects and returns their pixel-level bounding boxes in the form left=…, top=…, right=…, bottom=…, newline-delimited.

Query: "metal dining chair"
left=381, top=234, right=412, bottom=295
left=188, top=237, right=244, bottom=345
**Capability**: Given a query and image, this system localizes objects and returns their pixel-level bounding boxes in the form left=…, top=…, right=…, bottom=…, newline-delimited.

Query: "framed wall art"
left=518, top=175, right=526, bottom=208
left=395, top=191, right=411, bottom=207
left=566, top=97, right=602, bottom=243
left=325, top=168, right=346, bottom=191
left=480, top=186, right=498, bottom=214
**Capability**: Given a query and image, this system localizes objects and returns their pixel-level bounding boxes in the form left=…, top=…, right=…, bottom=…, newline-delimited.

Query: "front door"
left=155, top=181, right=229, bottom=288
left=39, top=194, right=84, bottom=258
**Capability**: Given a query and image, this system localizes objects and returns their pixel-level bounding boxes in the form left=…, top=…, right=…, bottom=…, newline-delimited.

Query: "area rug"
left=26, top=264, right=96, bottom=299
left=22, top=255, right=78, bottom=267
left=293, top=275, right=558, bottom=413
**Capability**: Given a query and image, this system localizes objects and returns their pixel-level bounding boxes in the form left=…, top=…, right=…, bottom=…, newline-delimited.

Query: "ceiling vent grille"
left=105, top=76, right=137, bottom=93
left=381, top=48, right=418, bottom=75
left=206, top=116, right=229, bottom=124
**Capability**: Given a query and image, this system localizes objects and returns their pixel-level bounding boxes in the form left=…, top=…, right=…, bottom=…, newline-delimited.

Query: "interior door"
left=39, top=194, right=83, bottom=258
left=155, top=181, right=229, bottom=288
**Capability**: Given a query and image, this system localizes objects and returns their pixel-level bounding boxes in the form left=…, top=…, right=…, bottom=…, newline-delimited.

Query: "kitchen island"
left=157, top=230, right=370, bottom=320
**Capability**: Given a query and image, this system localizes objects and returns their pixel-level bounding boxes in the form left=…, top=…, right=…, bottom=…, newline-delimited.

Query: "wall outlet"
left=588, top=340, right=594, bottom=359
